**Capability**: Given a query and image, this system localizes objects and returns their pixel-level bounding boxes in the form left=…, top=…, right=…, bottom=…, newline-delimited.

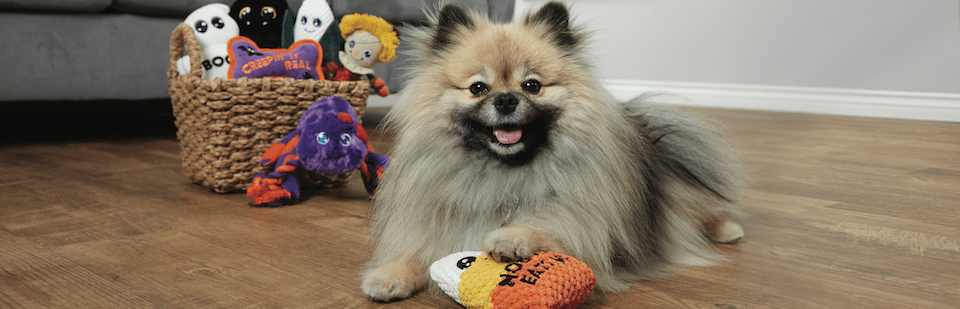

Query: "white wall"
left=514, top=0, right=960, bottom=121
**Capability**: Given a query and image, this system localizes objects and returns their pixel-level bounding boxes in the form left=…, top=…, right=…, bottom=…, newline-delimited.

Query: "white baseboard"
left=367, top=95, right=399, bottom=108
left=606, top=80, right=960, bottom=122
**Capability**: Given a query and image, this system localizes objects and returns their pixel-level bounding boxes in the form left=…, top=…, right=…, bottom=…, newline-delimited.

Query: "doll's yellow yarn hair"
left=340, top=13, right=400, bottom=63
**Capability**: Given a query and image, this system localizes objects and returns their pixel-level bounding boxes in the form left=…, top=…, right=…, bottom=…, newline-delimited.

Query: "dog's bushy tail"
left=622, top=93, right=746, bottom=202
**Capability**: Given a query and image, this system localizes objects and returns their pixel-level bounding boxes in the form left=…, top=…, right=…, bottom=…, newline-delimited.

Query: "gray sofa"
left=0, top=0, right=513, bottom=104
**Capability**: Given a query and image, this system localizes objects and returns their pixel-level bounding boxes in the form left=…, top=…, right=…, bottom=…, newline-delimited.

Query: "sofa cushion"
left=0, top=0, right=112, bottom=13
left=109, top=0, right=229, bottom=17
left=328, top=0, right=488, bottom=24
left=281, top=0, right=497, bottom=25
left=0, top=12, right=180, bottom=101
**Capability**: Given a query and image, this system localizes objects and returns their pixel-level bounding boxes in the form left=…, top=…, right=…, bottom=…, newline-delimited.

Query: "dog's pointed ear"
left=525, top=2, right=579, bottom=49
left=430, top=4, right=475, bottom=51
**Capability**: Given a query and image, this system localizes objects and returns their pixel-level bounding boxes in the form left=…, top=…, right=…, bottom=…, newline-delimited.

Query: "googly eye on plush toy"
left=176, top=3, right=239, bottom=80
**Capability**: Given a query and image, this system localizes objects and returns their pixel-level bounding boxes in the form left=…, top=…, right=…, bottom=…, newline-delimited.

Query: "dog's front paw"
left=706, top=219, right=745, bottom=243
left=483, top=226, right=564, bottom=263
left=361, top=259, right=426, bottom=302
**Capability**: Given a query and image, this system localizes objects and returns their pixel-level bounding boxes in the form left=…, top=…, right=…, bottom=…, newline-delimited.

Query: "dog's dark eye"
left=469, top=82, right=489, bottom=96
left=521, top=79, right=541, bottom=94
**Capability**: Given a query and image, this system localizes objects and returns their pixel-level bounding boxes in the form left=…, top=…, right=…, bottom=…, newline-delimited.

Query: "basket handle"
left=169, top=23, right=203, bottom=78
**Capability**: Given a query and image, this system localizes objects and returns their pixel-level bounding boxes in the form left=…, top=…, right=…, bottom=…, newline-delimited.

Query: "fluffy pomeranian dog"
left=361, top=2, right=746, bottom=301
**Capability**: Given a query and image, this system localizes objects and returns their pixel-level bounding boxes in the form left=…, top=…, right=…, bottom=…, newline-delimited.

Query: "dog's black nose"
left=493, top=94, right=519, bottom=115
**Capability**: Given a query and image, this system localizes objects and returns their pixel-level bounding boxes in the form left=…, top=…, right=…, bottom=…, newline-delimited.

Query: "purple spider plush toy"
left=246, top=96, right=390, bottom=207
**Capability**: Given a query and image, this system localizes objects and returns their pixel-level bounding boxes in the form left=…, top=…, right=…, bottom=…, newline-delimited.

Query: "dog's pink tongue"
left=494, top=129, right=523, bottom=144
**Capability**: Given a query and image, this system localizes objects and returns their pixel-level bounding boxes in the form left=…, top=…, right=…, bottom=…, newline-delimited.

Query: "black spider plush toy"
left=230, top=0, right=290, bottom=48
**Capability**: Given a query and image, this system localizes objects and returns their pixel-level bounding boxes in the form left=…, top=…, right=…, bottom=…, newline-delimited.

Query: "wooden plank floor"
left=1, top=107, right=958, bottom=308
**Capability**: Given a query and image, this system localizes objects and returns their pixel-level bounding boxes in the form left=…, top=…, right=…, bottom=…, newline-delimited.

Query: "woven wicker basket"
left=167, top=23, right=370, bottom=193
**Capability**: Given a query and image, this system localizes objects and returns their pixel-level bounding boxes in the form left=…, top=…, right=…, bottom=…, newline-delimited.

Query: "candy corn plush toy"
left=430, top=251, right=596, bottom=309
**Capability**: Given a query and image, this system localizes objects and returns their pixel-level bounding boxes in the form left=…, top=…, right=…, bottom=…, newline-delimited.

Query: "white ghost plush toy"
left=176, top=3, right=239, bottom=80
left=294, top=0, right=334, bottom=42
